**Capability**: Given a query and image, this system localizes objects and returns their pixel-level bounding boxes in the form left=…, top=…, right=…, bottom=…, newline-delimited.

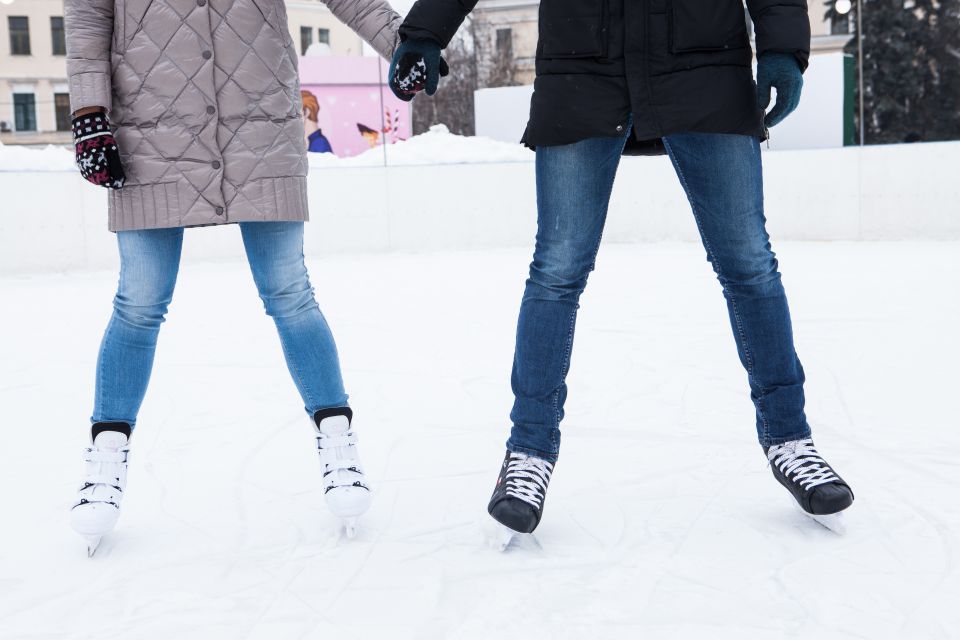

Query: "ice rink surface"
left=1, top=241, right=958, bottom=639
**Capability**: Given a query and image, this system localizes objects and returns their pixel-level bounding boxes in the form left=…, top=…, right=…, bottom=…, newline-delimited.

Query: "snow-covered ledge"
left=1, top=127, right=958, bottom=275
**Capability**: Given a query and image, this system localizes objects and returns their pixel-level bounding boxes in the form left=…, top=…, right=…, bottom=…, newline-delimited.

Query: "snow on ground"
left=1, top=241, right=958, bottom=639
left=0, top=139, right=76, bottom=172
left=0, top=125, right=532, bottom=174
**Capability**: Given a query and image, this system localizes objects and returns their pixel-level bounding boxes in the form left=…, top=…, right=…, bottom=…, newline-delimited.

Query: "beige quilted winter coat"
left=65, top=0, right=400, bottom=231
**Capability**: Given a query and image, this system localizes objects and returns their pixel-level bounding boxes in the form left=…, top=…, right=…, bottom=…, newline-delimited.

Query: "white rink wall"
left=1, top=133, right=958, bottom=275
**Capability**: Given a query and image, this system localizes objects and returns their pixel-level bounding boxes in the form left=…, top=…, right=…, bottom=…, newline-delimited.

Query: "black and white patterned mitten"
left=72, top=111, right=125, bottom=189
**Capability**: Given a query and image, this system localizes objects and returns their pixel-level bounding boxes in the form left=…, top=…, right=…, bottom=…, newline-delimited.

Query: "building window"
left=55, top=93, right=72, bottom=131
left=317, top=28, right=330, bottom=45
left=8, top=16, right=31, bottom=55
left=13, top=93, right=37, bottom=131
left=300, top=26, right=313, bottom=55
left=496, top=28, right=513, bottom=58
left=830, top=13, right=851, bottom=35
left=51, top=16, right=66, bottom=55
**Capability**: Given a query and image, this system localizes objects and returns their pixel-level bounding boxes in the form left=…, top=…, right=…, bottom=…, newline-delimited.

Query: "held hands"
left=756, top=53, right=804, bottom=129
left=72, top=110, right=125, bottom=189
left=388, top=39, right=449, bottom=102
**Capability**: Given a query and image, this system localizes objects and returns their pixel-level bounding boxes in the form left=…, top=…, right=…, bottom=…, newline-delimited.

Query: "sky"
left=391, top=0, right=417, bottom=14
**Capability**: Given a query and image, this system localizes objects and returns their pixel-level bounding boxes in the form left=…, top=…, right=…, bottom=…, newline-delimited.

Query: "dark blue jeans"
left=507, top=129, right=811, bottom=463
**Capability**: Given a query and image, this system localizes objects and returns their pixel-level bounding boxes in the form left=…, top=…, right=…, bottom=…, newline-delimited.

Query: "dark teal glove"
left=757, top=53, right=804, bottom=128
left=388, top=38, right=449, bottom=102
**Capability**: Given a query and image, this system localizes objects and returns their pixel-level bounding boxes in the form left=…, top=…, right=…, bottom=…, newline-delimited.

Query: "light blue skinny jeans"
left=92, top=222, right=347, bottom=427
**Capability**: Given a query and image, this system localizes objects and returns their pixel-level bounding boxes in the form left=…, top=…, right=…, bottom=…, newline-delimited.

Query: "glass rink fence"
left=1, top=56, right=959, bottom=275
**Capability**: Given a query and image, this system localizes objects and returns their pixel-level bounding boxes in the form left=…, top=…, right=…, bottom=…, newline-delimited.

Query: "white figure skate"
left=70, top=426, right=130, bottom=556
left=313, top=408, right=371, bottom=538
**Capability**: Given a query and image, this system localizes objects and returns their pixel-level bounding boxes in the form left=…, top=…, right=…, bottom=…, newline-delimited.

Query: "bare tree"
left=411, top=17, right=520, bottom=136
left=412, top=20, right=480, bottom=136
left=479, top=22, right=520, bottom=89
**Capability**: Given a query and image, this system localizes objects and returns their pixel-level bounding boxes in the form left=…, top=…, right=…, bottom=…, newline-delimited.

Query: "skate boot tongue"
left=91, top=422, right=131, bottom=448
left=316, top=414, right=349, bottom=436
left=92, top=429, right=129, bottom=450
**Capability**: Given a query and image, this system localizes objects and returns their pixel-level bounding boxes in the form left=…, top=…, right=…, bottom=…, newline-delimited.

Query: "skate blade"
left=795, top=503, right=847, bottom=534
left=488, top=524, right=515, bottom=552
left=484, top=520, right=543, bottom=552
left=84, top=535, right=102, bottom=557
left=342, top=517, right=359, bottom=539
left=806, top=511, right=847, bottom=535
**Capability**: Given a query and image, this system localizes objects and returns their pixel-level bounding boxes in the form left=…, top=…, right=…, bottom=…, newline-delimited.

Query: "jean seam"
left=547, top=134, right=627, bottom=450
left=663, top=137, right=770, bottom=440
left=553, top=304, right=578, bottom=435
left=97, top=255, right=127, bottom=424
left=277, top=321, right=318, bottom=411
left=729, top=296, right=770, bottom=441
left=94, top=315, right=113, bottom=423
left=288, top=246, right=322, bottom=412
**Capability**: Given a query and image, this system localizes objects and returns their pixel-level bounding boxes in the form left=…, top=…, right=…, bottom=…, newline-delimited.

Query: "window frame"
left=495, top=28, right=513, bottom=58
left=54, top=93, right=72, bottom=131
left=830, top=13, right=851, bottom=36
left=300, top=26, right=313, bottom=55
left=8, top=16, right=31, bottom=56
left=51, top=16, right=66, bottom=56
left=13, top=93, right=38, bottom=132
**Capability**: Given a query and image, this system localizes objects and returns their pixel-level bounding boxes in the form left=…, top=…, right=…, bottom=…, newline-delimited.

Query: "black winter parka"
left=400, top=0, right=811, bottom=155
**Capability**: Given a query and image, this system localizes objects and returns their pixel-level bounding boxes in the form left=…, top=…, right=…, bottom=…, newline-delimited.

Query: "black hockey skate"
left=487, top=451, right=554, bottom=550
left=765, top=438, right=854, bottom=533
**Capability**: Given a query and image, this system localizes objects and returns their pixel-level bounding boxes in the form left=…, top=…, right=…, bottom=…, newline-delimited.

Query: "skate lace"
left=317, top=431, right=368, bottom=492
left=767, top=438, right=838, bottom=491
left=504, top=453, right=553, bottom=509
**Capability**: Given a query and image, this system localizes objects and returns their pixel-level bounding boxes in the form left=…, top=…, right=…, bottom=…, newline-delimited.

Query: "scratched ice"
left=1, top=242, right=957, bottom=639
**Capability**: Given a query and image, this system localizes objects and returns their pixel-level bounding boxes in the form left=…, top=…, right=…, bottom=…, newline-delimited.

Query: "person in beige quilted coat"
left=65, top=0, right=399, bottom=555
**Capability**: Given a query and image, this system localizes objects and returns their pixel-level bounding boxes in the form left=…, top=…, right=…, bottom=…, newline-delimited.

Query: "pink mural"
left=298, top=56, right=412, bottom=158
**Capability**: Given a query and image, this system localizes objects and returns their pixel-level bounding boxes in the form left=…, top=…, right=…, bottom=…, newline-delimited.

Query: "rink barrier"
left=1, top=141, right=958, bottom=275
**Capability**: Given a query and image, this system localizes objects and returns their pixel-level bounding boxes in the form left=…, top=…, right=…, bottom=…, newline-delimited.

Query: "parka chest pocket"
left=537, top=0, right=611, bottom=59
left=669, top=0, right=749, bottom=53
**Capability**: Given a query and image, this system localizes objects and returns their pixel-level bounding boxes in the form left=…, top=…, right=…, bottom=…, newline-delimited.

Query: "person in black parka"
left=396, top=0, right=810, bottom=154
left=390, top=0, right=856, bottom=540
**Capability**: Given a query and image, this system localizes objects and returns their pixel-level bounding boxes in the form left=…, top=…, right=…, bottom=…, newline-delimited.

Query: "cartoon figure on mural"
left=301, top=90, right=335, bottom=154
left=357, top=108, right=405, bottom=148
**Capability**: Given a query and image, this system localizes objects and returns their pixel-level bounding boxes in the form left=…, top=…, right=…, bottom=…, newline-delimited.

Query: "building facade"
left=0, top=0, right=367, bottom=146
left=472, top=0, right=855, bottom=86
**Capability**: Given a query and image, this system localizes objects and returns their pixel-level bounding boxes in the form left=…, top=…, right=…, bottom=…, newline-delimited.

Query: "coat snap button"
left=215, top=207, right=224, bottom=216
left=212, top=160, right=221, bottom=169
left=202, top=50, right=212, bottom=60
left=616, top=124, right=624, bottom=132
left=206, top=106, right=215, bottom=115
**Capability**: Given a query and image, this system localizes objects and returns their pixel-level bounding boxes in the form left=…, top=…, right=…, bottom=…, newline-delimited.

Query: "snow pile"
left=0, top=141, right=75, bottom=172
left=0, top=125, right=533, bottom=172
left=308, top=124, right=534, bottom=168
